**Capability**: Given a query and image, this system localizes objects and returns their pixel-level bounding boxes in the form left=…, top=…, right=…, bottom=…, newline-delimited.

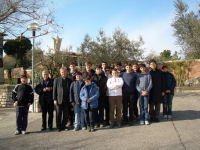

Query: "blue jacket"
left=80, top=82, right=99, bottom=109
left=70, top=80, right=85, bottom=104
left=163, top=72, right=176, bottom=95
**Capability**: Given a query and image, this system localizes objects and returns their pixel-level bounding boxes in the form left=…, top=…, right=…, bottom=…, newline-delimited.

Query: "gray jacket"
left=136, top=73, right=152, bottom=93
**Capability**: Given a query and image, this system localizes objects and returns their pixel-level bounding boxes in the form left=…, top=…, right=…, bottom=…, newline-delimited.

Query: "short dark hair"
left=125, top=63, right=132, bottom=67
left=85, top=61, right=92, bottom=66
left=102, top=61, right=107, bottom=64
left=76, top=71, right=82, bottom=76
left=149, top=59, right=157, bottom=64
left=162, top=65, right=168, bottom=70
left=20, top=74, right=27, bottom=79
left=69, top=62, right=76, bottom=66
left=95, top=65, right=102, bottom=69
left=112, top=68, right=118, bottom=72
left=115, top=62, right=122, bottom=66
left=139, top=64, right=146, bottom=68
left=84, top=75, right=92, bottom=81
left=132, top=63, right=139, bottom=66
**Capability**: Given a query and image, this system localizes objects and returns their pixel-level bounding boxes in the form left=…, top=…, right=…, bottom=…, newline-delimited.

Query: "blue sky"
left=38, top=0, right=199, bottom=56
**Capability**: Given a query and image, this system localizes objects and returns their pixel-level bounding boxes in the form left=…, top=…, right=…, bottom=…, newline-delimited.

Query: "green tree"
left=172, top=0, right=200, bottom=59
left=78, top=29, right=144, bottom=65
left=160, top=50, right=172, bottom=60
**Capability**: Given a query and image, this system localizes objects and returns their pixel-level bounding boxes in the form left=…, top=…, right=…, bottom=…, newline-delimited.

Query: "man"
left=114, top=62, right=126, bottom=75
left=121, top=64, right=137, bottom=125
left=101, top=61, right=107, bottom=75
left=82, top=61, right=95, bottom=79
left=149, top=60, right=165, bottom=122
left=92, top=65, right=107, bottom=128
left=67, top=62, right=78, bottom=127
left=162, top=65, right=176, bottom=120
left=35, top=70, right=54, bottom=131
left=53, top=67, right=72, bottom=131
left=12, top=74, right=34, bottom=135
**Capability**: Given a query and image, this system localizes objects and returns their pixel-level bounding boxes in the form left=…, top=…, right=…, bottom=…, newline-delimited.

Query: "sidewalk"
left=0, top=93, right=200, bottom=150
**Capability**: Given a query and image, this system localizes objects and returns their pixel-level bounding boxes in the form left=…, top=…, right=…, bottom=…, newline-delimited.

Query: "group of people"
left=12, top=60, right=176, bottom=135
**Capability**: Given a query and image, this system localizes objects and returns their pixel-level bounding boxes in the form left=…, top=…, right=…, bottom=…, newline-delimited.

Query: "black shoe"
left=58, top=128, right=62, bottom=132
left=154, top=118, right=160, bottom=122
left=41, top=128, right=46, bottom=131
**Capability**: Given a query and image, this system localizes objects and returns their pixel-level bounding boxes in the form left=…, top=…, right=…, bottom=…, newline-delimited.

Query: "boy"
left=107, top=69, right=124, bottom=128
left=70, top=72, right=86, bottom=131
left=80, top=76, right=99, bottom=132
left=92, top=65, right=107, bottom=128
left=162, top=65, right=176, bottom=120
left=121, top=64, right=137, bottom=125
left=12, top=75, right=34, bottom=135
left=136, top=64, right=152, bottom=125
left=149, top=60, right=165, bottom=122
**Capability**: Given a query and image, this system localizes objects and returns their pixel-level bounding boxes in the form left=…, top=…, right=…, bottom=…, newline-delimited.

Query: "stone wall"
left=0, top=84, right=15, bottom=107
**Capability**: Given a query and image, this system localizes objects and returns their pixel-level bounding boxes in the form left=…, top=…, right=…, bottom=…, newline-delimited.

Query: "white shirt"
left=107, top=77, right=124, bottom=96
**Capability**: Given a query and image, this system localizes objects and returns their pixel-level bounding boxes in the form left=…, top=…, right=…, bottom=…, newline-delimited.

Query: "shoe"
left=87, top=126, right=91, bottom=132
left=100, top=124, right=104, bottom=128
left=118, top=124, right=121, bottom=128
left=15, top=130, right=21, bottom=135
left=145, top=121, right=150, bottom=125
left=163, top=115, right=168, bottom=119
left=21, top=131, right=26, bottom=135
left=82, top=127, right=87, bottom=130
left=109, top=124, right=114, bottom=128
left=168, top=115, right=172, bottom=120
left=154, top=118, right=160, bottom=122
left=64, top=127, right=69, bottom=131
left=90, top=128, right=95, bottom=132
left=41, top=128, right=46, bottom=131
left=94, top=124, right=99, bottom=128
left=58, top=128, right=62, bottom=132
left=140, top=121, right=144, bottom=125
left=74, top=128, right=79, bottom=131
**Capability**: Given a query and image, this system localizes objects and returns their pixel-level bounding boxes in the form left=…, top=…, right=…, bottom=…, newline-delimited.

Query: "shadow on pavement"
left=172, top=110, right=200, bottom=121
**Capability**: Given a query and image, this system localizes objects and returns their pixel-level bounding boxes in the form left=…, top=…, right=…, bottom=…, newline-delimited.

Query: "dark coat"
left=53, top=77, right=72, bottom=104
left=69, top=80, right=85, bottom=104
left=92, top=73, right=107, bottom=97
left=163, top=72, right=176, bottom=95
left=12, top=83, right=34, bottom=106
left=82, top=69, right=95, bottom=79
left=35, top=78, right=54, bottom=106
left=68, top=70, right=77, bottom=81
left=149, top=69, right=165, bottom=103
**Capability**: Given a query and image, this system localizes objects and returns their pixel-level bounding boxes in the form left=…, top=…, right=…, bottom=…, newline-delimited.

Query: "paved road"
left=0, top=93, right=200, bottom=150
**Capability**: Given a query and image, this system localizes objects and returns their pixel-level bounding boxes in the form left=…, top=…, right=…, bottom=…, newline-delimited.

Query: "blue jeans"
left=16, top=105, right=29, bottom=131
left=139, top=94, right=149, bottom=121
left=74, top=104, right=85, bottom=128
left=163, top=94, right=173, bottom=116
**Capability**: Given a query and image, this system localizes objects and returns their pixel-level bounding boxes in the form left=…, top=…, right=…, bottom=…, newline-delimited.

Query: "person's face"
left=86, top=64, right=91, bottom=72
left=96, top=68, right=102, bottom=75
left=21, top=78, right=27, bottom=84
left=115, top=65, right=121, bottom=71
left=132, top=64, right=138, bottom=72
left=150, top=62, right=157, bottom=70
left=105, top=69, right=110, bottom=75
left=163, top=68, right=168, bottom=72
left=76, top=75, right=82, bottom=81
left=102, top=63, right=107, bottom=69
left=85, top=80, right=91, bottom=86
left=60, top=69, right=67, bottom=78
left=126, top=66, right=132, bottom=73
left=140, top=67, right=146, bottom=73
left=43, top=72, right=49, bottom=80
left=112, top=70, right=118, bottom=77
left=69, top=64, right=76, bottom=72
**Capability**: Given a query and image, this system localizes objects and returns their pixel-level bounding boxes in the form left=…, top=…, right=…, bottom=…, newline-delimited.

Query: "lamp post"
left=28, top=23, right=40, bottom=112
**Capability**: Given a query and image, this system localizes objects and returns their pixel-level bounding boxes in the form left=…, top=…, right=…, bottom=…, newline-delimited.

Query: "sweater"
left=121, top=72, right=137, bottom=94
left=107, top=77, right=124, bottom=96
left=136, top=73, right=152, bottom=93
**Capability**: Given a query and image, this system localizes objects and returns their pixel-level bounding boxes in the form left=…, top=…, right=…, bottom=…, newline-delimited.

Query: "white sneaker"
left=15, top=130, right=21, bottom=135
left=163, top=115, right=168, bottom=119
left=140, top=121, right=144, bottom=125
left=145, top=121, right=150, bottom=125
left=21, top=131, right=26, bottom=135
left=82, top=127, right=87, bottom=130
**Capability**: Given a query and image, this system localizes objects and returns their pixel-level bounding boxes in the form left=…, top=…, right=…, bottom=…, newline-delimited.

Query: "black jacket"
left=53, top=77, right=72, bottom=104
left=92, top=73, right=107, bottom=97
left=69, top=80, right=85, bottom=104
left=35, top=78, right=54, bottom=106
left=82, top=69, right=95, bottom=79
left=149, top=69, right=165, bottom=103
left=68, top=70, right=77, bottom=81
left=12, top=83, right=34, bottom=106
left=163, top=72, right=176, bottom=95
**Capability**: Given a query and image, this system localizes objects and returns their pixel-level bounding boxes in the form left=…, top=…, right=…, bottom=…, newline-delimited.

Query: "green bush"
left=5, top=78, right=19, bottom=85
